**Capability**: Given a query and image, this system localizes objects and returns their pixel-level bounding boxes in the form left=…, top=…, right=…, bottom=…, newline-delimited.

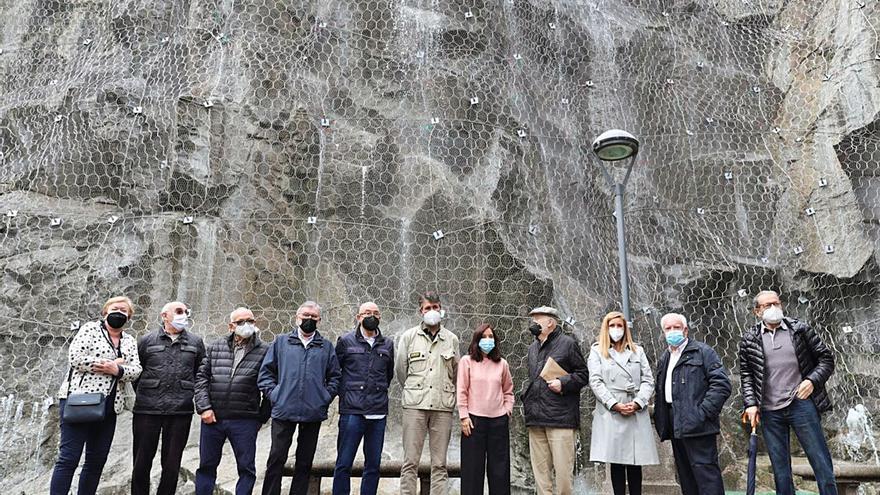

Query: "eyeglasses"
left=172, top=307, right=191, bottom=317
left=232, top=319, right=256, bottom=326
left=358, top=311, right=381, bottom=317
left=755, top=301, right=782, bottom=310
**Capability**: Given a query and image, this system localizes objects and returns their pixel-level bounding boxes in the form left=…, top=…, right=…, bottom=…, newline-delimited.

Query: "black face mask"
left=361, top=316, right=380, bottom=331
left=299, top=318, right=318, bottom=334
left=105, top=311, right=129, bottom=329
left=528, top=322, right=543, bottom=337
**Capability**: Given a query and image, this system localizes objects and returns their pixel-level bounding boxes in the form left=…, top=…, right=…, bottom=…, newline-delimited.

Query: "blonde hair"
left=102, top=296, right=134, bottom=317
left=597, top=311, right=637, bottom=359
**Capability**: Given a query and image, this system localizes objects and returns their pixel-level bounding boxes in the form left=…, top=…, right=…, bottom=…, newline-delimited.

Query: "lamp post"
left=591, top=129, right=640, bottom=323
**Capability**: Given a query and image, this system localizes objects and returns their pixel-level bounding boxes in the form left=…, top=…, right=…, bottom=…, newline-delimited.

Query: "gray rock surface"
left=1, top=0, right=879, bottom=493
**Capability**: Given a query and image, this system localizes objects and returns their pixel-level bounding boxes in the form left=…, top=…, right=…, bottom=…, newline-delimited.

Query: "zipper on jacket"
left=366, top=341, right=375, bottom=393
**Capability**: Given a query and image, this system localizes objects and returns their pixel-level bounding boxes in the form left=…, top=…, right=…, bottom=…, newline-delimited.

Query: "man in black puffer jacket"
left=193, top=307, right=270, bottom=495
left=739, top=290, right=837, bottom=495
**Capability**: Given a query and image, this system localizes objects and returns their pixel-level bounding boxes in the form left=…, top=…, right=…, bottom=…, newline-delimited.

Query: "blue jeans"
left=195, top=418, right=261, bottom=495
left=50, top=398, right=117, bottom=495
left=332, top=414, right=387, bottom=495
left=762, top=398, right=838, bottom=495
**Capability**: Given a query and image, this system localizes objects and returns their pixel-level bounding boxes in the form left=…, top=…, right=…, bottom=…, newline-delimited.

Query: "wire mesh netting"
left=1, top=0, right=879, bottom=491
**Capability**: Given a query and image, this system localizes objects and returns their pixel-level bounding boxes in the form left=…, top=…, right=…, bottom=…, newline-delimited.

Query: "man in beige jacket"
left=395, top=291, right=460, bottom=495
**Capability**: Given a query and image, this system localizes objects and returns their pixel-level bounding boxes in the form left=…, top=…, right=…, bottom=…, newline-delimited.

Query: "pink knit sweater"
left=456, top=355, right=514, bottom=419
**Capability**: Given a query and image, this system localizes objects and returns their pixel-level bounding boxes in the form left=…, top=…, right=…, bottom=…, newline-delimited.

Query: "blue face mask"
left=478, top=338, right=495, bottom=354
left=665, top=330, right=685, bottom=347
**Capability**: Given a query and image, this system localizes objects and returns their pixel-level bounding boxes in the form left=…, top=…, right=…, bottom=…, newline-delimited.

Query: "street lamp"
left=591, top=129, right=639, bottom=323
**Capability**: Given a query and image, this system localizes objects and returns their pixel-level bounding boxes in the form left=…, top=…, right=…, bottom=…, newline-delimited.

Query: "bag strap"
left=68, top=323, right=124, bottom=396
left=66, top=366, right=74, bottom=396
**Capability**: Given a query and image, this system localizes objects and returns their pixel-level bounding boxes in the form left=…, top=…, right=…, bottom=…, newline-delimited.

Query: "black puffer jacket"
left=654, top=339, right=731, bottom=440
left=738, top=317, right=834, bottom=414
left=521, top=329, right=589, bottom=428
left=194, top=334, right=270, bottom=421
left=134, top=328, right=206, bottom=415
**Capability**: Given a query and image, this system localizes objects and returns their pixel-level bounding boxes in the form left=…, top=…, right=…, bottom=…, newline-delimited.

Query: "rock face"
left=1, top=0, right=879, bottom=492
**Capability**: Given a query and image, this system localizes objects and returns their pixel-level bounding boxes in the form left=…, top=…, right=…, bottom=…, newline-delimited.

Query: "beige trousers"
left=528, top=426, right=577, bottom=495
left=400, top=408, right=453, bottom=495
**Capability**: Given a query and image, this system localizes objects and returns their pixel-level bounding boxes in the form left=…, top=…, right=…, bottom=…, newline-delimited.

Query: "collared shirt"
left=164, top=329, right=181, bottom=342
left=232, top=336, right=253, bottom=373
left=664, top=338, right=688, bottom=403
left=422, top=325, right=440, bottom=341
left=298, top=328, right=314, bottom=347
left=760, top=322, right=801, bottom=411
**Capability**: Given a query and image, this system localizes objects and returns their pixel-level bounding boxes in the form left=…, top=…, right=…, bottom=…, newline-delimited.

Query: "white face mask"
left=609, top=327, right=625, bottom=343
left=762, top=305, right=784, bottom=325
left=422, top=309, right=442, bottom=326
left=235, top=323, right=257, bottom=338
left=171, top=313, right=191, bottom=331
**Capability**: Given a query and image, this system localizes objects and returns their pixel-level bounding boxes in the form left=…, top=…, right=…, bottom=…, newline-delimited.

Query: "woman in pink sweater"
left=457, top=323, right=515, bottom=495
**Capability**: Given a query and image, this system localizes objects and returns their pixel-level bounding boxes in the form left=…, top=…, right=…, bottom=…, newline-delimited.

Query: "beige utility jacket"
left=395, top=323, right=460, bottom=411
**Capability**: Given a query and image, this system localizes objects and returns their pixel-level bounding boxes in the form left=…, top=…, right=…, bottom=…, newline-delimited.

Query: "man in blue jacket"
left=332, top=301, right=395, bottom=495
left=654, top=313, right=731, bottom=495
left=259, top=301, right=342, bottom=495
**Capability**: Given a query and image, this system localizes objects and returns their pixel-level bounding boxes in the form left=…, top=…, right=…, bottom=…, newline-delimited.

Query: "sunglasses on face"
left=232, top=318, right=256, bottom=326
left=171, top=307, right=191, bottom=317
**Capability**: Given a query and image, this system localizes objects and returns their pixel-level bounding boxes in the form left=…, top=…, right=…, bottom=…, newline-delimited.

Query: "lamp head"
left=592, top=129, right=639, bottom=161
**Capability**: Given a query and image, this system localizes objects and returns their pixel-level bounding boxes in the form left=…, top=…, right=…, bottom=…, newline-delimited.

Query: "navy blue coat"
left=258, top=329, right=341, bottom=422
left=654, top=339, right=732, bottom=440
left=335, top=326, right=395, bottom=416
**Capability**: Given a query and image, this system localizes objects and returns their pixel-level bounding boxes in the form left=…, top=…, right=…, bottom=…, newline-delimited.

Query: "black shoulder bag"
left=63, top=326, right=121, bottom=424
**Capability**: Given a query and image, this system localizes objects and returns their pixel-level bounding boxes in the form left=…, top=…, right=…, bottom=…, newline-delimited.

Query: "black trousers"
left=666, top=408, right=724, bottom=495
left=609, top=464, right=642, bottom=495
left=131, top=413, right=193, bottom=495
left=261, top=419, right=321, bottom=495
left=460, top=414, right=510, bottom=495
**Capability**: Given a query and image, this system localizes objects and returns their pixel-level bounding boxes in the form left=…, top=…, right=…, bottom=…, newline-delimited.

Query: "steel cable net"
left=1, top=0, right=879, bottom=491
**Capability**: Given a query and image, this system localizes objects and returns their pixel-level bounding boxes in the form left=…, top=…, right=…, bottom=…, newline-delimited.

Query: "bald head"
left=228, top=307, right=256, bottom=334
left=160, top=301, right=189, bottom=333
left=356, top=301, right=381, bottom=335
left=358, top=301, right=379, bottom=316
left=161, top=301, right=187, bottom=315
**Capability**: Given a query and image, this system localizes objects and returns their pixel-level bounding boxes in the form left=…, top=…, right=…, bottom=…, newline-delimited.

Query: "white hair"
left=298, top=301, right=321, bottom=313
left=660, top=313, right=688, bottom=329
left=229, top=307, right=252, bottom=322
left=161, top=301, right=188, bottom=315
left=752, top=290, right=779, bottom=308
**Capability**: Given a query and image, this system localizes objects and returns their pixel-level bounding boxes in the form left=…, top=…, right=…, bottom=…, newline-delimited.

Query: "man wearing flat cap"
left=520, top=306, right=589, bottom=495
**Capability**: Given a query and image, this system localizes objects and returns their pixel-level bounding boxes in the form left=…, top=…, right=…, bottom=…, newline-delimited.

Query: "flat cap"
left=528, top=306, right=559, bottom=318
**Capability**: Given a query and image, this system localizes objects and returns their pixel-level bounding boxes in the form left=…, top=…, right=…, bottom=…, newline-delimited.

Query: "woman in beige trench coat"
left=588, top=311, right=659, bottom=495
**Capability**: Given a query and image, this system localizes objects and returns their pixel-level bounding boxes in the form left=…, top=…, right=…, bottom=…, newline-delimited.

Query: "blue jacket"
left=336, top=326, right=395, bottom=416
left=654, top=339, right=731, bottom=440
left=258, top=329, right=341, bottom=422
